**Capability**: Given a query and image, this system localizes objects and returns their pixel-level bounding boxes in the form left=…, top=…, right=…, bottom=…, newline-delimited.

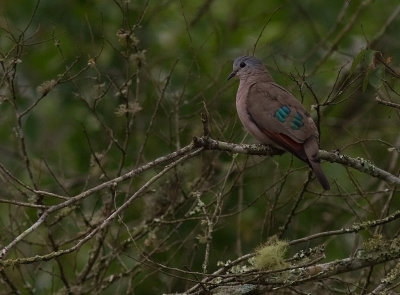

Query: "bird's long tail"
left=304, top=137, right=330, bottom=190
left=308, top=159, right=330, bottom=190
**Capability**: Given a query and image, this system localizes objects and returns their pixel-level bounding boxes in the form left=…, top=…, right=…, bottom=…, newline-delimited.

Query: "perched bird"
left=228, top=56, right=330, bottom=190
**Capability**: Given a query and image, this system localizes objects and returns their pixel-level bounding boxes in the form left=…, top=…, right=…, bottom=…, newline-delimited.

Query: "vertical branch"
left=135, top=59, right=179, bottom=166
left=202, top=154, right=237, bottom=273
left=236, top=174, right=243, bottom=257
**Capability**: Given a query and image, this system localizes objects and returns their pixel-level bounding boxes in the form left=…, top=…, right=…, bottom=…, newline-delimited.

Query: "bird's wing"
left=246, top=81, right=319, bottom=159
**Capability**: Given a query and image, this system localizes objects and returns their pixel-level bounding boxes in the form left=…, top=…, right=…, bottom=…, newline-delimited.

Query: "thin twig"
left=252, top=7, right=281, bottom=56
left=376, top=96, right=400, bottom=110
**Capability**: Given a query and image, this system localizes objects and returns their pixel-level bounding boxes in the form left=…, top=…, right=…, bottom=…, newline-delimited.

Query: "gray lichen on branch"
left=193, top=136, right=400, bottom=186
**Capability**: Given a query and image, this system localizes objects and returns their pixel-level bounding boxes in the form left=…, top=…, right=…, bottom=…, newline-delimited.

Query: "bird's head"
left=228, top=56, right=266, bottom=80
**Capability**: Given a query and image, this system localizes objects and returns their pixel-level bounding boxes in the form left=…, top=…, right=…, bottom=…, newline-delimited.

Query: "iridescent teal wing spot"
left=291, top=112, right=304, bottom=130
left=275, top=105, right=291, bottom=123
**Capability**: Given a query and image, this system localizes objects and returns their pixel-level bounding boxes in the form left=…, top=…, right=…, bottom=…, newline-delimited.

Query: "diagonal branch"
left=2, top=135, right=399, bottom=262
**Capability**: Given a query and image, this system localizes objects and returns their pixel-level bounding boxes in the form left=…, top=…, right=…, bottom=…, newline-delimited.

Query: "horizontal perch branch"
left=193, top=136, right=400, bottom=186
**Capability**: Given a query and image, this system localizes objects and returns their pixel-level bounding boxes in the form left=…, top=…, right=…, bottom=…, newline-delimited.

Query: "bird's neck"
left=240, top=70, right=274, bottom=83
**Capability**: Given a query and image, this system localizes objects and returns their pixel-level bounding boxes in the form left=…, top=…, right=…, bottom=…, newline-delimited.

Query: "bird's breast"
left=235, top=83, right=277, bottom=146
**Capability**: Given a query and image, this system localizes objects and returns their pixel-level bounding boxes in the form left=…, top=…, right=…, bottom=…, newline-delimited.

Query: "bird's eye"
left=239, top=62, right=246, bottom=68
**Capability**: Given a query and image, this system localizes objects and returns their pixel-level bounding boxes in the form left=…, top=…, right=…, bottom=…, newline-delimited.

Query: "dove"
left=228, top=56, right=330, bottom=190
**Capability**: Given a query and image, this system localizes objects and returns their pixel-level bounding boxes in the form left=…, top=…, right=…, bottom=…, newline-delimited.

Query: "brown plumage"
left=228, top=56, right=330, bottom=190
